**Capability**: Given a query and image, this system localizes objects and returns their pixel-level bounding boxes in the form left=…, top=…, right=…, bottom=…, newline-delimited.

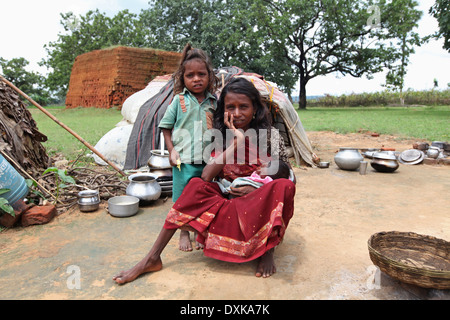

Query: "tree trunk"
left=298, top=77, right=307, bottom=110
left=399, top=34, right=407, bottom=106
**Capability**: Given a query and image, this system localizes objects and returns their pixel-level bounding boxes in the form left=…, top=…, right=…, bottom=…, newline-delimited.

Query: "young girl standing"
left=158, top=43, right=218, bottom=252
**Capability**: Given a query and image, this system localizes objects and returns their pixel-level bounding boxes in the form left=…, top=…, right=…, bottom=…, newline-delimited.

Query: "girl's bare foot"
left=195, top=241, right=204, bottom=250
left=194, top=231, right=204, bottom=250
left=179, top=230, right=193, bottom=251
left=255, top=249, right=276, bottom=278
left=113, top=256, right=162, bottom=284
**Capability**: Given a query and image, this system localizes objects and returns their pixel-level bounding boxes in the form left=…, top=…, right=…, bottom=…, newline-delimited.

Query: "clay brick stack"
left=65, top=46, right=181, bottom=109
left=0, top=200, right=56, bottom=228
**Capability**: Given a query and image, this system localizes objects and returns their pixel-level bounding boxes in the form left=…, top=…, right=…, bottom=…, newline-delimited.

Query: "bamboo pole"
left=0, top=75, right=127, bottom=177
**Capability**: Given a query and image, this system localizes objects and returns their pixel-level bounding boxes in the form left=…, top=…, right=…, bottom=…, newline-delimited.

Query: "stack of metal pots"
left=147, top=149, right=173, bottom=197
left=370, top=151, right=399, bottom=173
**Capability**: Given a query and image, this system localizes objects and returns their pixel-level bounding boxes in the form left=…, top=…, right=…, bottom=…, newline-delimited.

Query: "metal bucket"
left=0, top=154, right=29, bottom=204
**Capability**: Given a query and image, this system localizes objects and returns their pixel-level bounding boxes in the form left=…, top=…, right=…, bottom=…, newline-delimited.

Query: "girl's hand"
left=169, top=149, right=180, bottom=167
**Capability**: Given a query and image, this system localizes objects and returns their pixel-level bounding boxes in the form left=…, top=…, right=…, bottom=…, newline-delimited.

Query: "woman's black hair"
left=213, top=77, right=272, bottom=136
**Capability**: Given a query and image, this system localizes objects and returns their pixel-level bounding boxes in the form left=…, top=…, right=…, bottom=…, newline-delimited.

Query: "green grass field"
left=297, top=105, right=449, bottom=142
left=29, top=105, right=449, bottom=161
left=29, top=106, right=123, bottom=161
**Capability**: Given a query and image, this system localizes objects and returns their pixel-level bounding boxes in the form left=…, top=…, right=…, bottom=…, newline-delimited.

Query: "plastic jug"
left=0, top=154, right=29, bottom=204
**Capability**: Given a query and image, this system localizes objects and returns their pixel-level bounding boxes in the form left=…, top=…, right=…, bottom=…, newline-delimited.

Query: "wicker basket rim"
left=367, top=231, right=450, bottom=278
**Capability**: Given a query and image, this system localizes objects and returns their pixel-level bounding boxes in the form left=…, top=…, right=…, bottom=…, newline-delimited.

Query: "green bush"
left=308, top=89, right=450, bottom=107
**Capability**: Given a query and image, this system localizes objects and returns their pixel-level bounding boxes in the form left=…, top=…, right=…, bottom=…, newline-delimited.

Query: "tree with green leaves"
left=40, top=9, right=147, bottom=100
left=429, top=0, right=450, bottom=52
left=41, top=1, right=297, bottom=100
left=140, top=0, right=298, bottom=96
left=382, top=0, right=422, bottom=104
left=0, top=57, right=55, bottom=105
left=250, top=0, right=426, bottom=109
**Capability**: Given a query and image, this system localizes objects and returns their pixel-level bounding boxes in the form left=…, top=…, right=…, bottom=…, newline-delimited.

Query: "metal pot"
left=107, top=195, right=139, bottom=217
left=148, top=167, right=172, bottom=179
left=431, top=141, right=444, bottom=149
left=427, top=146, right=440, bottom=159
left=334, top=147, right=364, bottom=171
left=148, top=150, right=171, bottom=169
left=126, top=173, right=161, bottom=202
left=444, top=143, right=450, bottom=152
left=318, top=161, right=330, bottom=168
left=398, top=149, right=425, bottom=165
left=370, top=152, right=399, bottom=173
left=77, top=190, right=100, bottom=212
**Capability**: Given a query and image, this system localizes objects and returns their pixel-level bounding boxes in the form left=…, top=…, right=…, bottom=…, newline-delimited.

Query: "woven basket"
left=368, top=231, right=450, bottom=290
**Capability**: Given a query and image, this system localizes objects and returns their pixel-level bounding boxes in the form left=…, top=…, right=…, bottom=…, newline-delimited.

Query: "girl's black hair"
left=213, top=77, right=272, bottom=136
left=173, top=43, right=218, bottom=95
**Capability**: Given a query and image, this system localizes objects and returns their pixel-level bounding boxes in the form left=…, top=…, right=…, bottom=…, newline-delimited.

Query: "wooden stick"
left=0, top=75, right=127, bottom=177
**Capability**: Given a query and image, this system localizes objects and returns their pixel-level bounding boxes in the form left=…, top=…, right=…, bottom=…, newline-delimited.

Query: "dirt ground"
left=0, top=131, right=449, bottom=301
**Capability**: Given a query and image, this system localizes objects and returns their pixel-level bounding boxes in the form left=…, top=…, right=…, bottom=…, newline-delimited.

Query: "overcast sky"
left=1, top=0, right=448, bottom=96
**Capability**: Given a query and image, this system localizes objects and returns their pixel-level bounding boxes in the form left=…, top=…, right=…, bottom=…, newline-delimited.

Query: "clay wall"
left=65, top=46, right=181, bottom=109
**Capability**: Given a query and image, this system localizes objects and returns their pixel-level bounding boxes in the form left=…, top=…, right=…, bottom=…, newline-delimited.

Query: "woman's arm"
left=228, top=185, right=258, bottom=197
left=273, top=129, right=297, bottom=184
left=288, top=162, right=297, bottom=184
left=201, top=153, right=226, bottom=182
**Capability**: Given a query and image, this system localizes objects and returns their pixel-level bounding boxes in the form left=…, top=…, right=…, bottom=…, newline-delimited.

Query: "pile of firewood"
left=37, top=166, right=128, bottom=214
left=0, top=79, right=49, bottom=175
left=0, top=78, right=128, bottom=215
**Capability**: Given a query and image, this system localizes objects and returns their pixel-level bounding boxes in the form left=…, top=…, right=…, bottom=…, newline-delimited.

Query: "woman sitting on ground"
left=113, top=77, right=296, bottom=284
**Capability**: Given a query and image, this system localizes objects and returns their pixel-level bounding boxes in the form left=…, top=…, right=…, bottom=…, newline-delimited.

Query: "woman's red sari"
left=163, top=154, right=296, bottom=263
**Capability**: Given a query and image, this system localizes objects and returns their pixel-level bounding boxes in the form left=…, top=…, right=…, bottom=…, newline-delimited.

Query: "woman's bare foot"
left=113, top=255, right=162, bottom=284
left=179, top=230, right=193, bottom=251
left=255, top=249, right=276, bottom=278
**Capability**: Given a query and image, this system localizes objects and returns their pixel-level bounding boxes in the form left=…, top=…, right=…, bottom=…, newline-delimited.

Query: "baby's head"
left=259, top=160, right=290, bottom=180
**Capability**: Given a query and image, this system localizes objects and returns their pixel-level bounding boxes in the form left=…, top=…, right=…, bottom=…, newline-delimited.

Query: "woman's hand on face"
left=229, top=185, right=257, bottom=197
left=224, top=112, right=245, bottom=144
left=223, top=111, right=235, bottom=130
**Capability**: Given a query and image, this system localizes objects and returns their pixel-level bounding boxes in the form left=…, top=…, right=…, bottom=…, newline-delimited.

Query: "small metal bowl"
left=318, top=161, right=330, bottom=168
left=107, top=196, right=140, bottom=218
left=78, top=190, right=100, bottom=212
left=78, top=202, right=100, bottom=212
